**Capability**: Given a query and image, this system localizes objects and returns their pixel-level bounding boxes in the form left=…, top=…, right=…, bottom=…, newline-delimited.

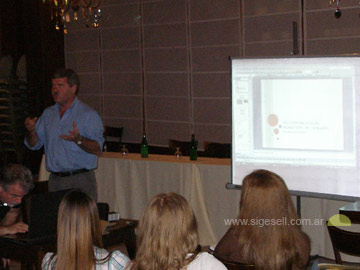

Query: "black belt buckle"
left=51, top=168, right=89, bottom=177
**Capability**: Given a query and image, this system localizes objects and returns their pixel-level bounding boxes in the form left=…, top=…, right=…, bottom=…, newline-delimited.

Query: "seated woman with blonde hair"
left=214, top=169, right=310, bottom=270
left=42, top=190, right=129, bottom=270
left=126, top=192, right=226, bottom=270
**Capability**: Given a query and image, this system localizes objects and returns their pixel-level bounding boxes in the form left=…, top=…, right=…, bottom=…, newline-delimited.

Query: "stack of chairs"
left=0, top=79, right=28, bottom=165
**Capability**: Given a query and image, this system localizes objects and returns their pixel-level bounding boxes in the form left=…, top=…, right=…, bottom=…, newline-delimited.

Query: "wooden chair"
left=22, top=180, right=49, bottom=224
left=97, top=202, right=109, bottom=221
left=327, top=221, right=360, bottom=264
left=203, top=141, right=231, bottom=158
left=215, top=257, right=255, bottom=270
left=148, top=145, right=170, bottom=155
left=103, top=126, right=123, bottom=152
left=210, top=248, right=255, bottom=270
left=23, top=182, right=108, bottom=222
left=0, top=82, right=29, bottom=164
left=318, top=263, right=360, bottom=269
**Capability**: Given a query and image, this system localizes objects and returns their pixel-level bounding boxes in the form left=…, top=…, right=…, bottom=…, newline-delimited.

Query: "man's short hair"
left=52, top=68, right=80, bottom=93
left=0, top=164, right=34, bottom=193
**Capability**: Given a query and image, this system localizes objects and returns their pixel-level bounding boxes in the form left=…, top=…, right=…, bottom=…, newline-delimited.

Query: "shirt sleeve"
left=108, top=250, right=130, bottom=270
left=24, top=112, right=45, bottom=150
left=41, top=252, right=54, bottom=270
left=82, top=110, right=104, bottom=150
left=189, top=253, right=227, bottom=270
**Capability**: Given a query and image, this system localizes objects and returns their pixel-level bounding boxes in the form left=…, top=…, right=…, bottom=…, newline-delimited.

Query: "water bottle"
left=190, top=134, right=198, bottom=161
left=141, top=133, right=148, bottom=158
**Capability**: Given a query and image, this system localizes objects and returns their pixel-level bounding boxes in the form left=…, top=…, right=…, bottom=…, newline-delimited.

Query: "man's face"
left=0, top=183, right=27, bottom=207
left=51, top=77, right=77, bottom=106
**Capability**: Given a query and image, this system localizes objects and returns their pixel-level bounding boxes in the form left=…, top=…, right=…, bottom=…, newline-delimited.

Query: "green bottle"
left=141, top=133, right=148, bottom=158
left=190, top=134, right=198, bottom=161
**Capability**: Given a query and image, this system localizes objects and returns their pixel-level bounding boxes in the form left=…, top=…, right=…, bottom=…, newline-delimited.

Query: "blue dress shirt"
left=25, top=97, right=104, bottom=172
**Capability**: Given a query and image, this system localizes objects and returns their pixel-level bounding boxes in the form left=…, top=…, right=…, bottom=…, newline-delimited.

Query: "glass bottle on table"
left=141, top=133, right=148, bottom=158
left=190, top=134, right=198, bottom=161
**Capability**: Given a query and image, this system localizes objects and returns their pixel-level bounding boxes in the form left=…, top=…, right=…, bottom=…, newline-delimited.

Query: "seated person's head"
left=236, top=169, right=309, bottom=269
left=214, top=170, right=310, bottom=270
left=43, top=190, right=129, bottom=270
left=55, top=190, right=103, bottom=269
left=58, top=189, right=102, bottom=247
left=130, top=192, right=199, bottom=270
left=0, top=164, right=33, bottom=207
left=240, top=169, right=296, bottom=221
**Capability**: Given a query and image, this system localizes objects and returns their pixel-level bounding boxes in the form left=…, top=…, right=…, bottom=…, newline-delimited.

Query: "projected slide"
left=261, top=79, right=344, bottom=150
left=231, top=57, right=360, bottom=198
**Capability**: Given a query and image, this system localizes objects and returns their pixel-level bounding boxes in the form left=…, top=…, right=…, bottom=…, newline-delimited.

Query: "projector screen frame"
left=225, top=183, right=360, bottom=202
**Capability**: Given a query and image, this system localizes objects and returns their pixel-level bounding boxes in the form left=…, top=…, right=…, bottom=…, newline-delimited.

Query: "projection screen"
left=231, top=56, right=360, bottom=199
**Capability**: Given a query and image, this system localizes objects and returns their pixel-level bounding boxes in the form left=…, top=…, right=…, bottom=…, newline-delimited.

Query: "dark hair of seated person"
left=213, top=169, right=310, bottom=270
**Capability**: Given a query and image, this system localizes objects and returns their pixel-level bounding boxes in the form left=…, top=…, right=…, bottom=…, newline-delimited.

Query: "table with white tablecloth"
left=39, top=152, right=359, bottom=260
left=39, top=153, right=234, bottom=246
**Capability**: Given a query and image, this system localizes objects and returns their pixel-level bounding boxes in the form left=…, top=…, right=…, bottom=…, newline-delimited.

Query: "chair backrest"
left=23, top=184, right=110, bottom=223
left=203, top=141, right=231, bottom=158
left=326, top=221, right=360, bottom=264
left=22, top=180, right=49, bottom=223
left=97, top=202, right=109, bottom=221
left=317, top=263, right=360, bottom=269
left=104, top=126, right=123, bottom=152
left=215, top=257, right=255, bottom=270
left=148, top=145, right=170, bottom=155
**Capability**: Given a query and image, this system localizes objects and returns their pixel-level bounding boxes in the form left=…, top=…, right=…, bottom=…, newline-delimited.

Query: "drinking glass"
left=121, top=145, right=129, bottom=156
left=174, top=147, right=182, bottom=158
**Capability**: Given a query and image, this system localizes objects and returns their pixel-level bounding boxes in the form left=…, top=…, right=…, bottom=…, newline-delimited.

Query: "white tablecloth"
left=39, top=153, right=233, bottom=246
left=39, top=152, right=359, bottom=260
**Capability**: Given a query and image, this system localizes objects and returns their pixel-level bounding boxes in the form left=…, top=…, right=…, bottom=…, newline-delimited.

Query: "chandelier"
left=328, top=0, right=342, bottom=18
left=43, top=0, right=102, bottom=33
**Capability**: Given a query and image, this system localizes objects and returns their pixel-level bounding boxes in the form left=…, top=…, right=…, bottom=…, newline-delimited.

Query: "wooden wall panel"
left=63, top=0, right=360, bottom=148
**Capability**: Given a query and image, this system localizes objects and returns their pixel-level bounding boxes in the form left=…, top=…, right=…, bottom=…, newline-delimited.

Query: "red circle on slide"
left=268, top=114, right=279, bottom=127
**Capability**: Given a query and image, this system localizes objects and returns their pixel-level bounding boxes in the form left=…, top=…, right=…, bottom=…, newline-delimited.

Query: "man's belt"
left=51, top=168, right=90, bottom=177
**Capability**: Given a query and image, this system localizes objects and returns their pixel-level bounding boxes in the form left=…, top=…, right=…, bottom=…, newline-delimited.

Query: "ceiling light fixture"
left=43, top=0, right=102, bottom=33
